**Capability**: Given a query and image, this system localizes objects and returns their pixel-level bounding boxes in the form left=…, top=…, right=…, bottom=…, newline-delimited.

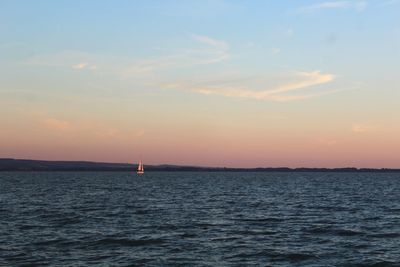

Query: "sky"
left=1, top=0, right=399, bottom=168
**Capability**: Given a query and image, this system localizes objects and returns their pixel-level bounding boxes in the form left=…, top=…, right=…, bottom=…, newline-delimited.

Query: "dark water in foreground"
left=1, top=172, right=400, bottom=266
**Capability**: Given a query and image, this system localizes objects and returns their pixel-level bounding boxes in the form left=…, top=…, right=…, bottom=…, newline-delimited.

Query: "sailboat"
left=137, top=161, right=144, bottom=174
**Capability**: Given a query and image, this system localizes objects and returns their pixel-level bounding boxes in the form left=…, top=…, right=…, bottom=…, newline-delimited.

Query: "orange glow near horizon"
left=1, top=108, right=399, bottom=168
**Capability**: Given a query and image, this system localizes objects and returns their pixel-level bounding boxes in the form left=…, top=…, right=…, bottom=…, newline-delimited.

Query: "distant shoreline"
left=1, top=158, right=399, bottom=172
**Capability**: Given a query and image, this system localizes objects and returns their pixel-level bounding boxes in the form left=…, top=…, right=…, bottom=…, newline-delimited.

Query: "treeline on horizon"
left=0, top=158, right=399, bottom=172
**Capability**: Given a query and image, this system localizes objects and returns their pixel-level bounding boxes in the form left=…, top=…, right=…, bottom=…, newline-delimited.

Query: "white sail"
left=137, top=161, right=144, bottom=174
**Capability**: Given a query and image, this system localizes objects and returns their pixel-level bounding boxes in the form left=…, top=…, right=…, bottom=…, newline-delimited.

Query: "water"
left=1, top=172, right=400, bottom=266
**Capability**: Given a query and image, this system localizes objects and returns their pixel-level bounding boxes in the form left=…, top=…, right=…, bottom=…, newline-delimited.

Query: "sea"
left=1, top=171, right=400, bottom=266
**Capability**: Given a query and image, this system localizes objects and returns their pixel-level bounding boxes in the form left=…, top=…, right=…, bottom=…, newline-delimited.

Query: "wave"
left=228, top=251, right=317, bottom=261
left=368, top=233, right=400, bottom=238
left=344, top=261, right=400, bottom=267
left=335, top=229, right=364, bottom=236
left=306, top=226, right=364, bottom=236
left=235, top=217, right=284, bottom=223
left=233, top=230, right=276, bottom=236
left=95, top=238, right=165, bottom=247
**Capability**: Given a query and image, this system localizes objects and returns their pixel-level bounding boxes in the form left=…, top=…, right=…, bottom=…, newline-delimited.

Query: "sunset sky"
left=1, top=1, right=399, bottom=168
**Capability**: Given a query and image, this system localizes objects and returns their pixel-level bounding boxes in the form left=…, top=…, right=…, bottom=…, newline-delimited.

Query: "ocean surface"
left=1, top=171, right=400, bottom=266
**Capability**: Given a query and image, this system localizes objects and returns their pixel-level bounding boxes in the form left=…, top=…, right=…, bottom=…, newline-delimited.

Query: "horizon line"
left=1, top=157, right=399, bottom=171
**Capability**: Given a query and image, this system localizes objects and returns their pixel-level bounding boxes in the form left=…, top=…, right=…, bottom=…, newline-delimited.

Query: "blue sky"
left=1, top=1, right=399, bottom=167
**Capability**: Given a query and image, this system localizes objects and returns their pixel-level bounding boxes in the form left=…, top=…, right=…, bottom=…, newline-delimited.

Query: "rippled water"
left=1, top=172, right=400, bottom=266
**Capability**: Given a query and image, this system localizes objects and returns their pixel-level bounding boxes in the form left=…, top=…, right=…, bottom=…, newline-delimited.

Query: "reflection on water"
left=1, top=171, right=400, bottom=266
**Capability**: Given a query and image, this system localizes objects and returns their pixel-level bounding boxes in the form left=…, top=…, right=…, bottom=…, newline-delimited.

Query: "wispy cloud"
left=72, top=62, right=97, bottom=70
left=266, top=71, right=335, bottom=95
left=24, top=33, right=229, bottom=80
left=72, top=62, right=88, bottom=69
left=25, top=51, right=90, bottom=67
left=351, top=123, right=383, bottom=134
left=272, top=48, right=281, bottom=55
left=297, top=1, right=367, bottom=13
left=191, top=34, right=228, bottom=50
left=122, top=34, right=229, bottom=77
left=42, top=118, right=72, bottom=131
left=95, top=128, right=120, bottom=138
left=38, top=114, right=145, bottom=140
left=122, top=58, right=173, bottom=76
left=22, top=38, right=344, bottom=103
left=162, top=71, right=337, bottom=101
left=352, top=124, right=373, bottom=133
left=316, top=138, right=338, bottom=146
